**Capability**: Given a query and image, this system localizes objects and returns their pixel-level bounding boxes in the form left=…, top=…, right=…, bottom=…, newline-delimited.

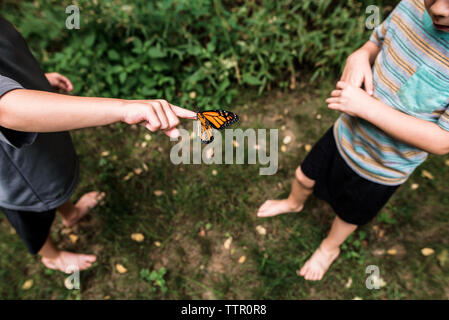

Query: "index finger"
left=171, top=105, right=197, bottom=120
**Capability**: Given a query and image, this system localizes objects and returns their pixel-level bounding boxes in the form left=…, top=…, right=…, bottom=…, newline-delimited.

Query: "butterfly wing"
left=200, top=110, right=239, bottom=130
left=197, top=113, right=215, bottom=144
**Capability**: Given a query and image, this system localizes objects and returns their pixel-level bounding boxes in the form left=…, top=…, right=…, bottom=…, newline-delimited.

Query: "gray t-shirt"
left=0, top=16, right=79, bottom=212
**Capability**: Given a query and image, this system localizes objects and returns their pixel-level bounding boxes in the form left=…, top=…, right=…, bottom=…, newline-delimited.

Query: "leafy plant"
left=140, top=267, right=168, bottom=293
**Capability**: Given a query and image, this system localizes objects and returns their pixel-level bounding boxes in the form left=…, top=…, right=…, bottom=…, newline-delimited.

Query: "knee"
left=295, top=167, right=315, bottom=189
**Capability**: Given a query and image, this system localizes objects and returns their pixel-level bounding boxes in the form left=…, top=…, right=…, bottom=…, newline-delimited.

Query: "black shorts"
left=301, top=126, right=400, bottom=226
left=1, top=207, right=55, bottom=254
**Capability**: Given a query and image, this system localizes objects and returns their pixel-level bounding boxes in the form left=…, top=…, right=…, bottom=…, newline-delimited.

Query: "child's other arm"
left=327, top=82, right=449, bottom=155
left=0, top=89, right=196, bottom=137
left=340, top=41, right=380, bottom=95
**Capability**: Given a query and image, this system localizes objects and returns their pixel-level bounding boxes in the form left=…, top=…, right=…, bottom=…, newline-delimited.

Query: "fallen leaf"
left=281, top=145, right=287, bottom=153
left=421, top=248, right=435, bottom=256
left=387, top=248, right=397, bottom=255
left=104, top=296, right=111, bottom=300
left=154, top=190, right=164, bottom=196
left=116, top=264, right=127, bottom=274
left=255, top=225, right=267, bottom=236
left=189, top=91, right=197, bottom=99
left=141, top=141, right=148, bottom=148
left=224, top=237, right=233, bottom=250
left=22, top=279, right=33, bottom=290
left=212, top=169, right=218, bottom=176
left=101, top=151, right=110, bottom=157
left=144, top=134, right=152, bottom=141
left=172, top=189, right=178, bottom=195
left=9, top=227, right=16, bottom=235
left=345, top=277, right=353, bottom=289
left=283, top=135, right=292, bottom=145
left=316, top=114, right=322, bottom=120
left=421, top=170, right=434, bottom=180
left=131, top=233, right=144, bottom=242
left=154, top=241, right=161, bottom=247
left=238, top=255, right=246, bottom=264
left=280, top=125, right=286, bottom=131
left=142, top=163, right=149, bottom=171
left=372, top=249, right=386, bottom=256
left=198, top=229, right=206, bottom=237
left=445, top=159, right=449, bottom=166
left=437, top=249, right=449, bottom=267
left=134, top=168, right=143, bottom=175
left=411, top=183, right=419, bottom=190
left=69, top=234, right=79, bottom=244
left=305, top=144, right=312, bottom=152
left=123, top=172, right=134, bottom=181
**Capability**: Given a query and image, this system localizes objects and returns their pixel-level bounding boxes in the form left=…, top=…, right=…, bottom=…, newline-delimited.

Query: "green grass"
left=1, top=79, right=448, bottom=299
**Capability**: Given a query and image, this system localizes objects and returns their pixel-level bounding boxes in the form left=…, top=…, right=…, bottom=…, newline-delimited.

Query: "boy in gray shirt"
left=0, top=16, right=196, bottom=273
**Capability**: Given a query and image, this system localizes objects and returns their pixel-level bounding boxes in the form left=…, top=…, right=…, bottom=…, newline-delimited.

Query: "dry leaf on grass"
left=123, top=172, right=134, bottom=181
left=411, top=183, right=419, bottom=190
left=154, top=241, right=161, bottom=247
left=387, top=248, right=397, bottom=255
left=134, top=168, right=143, bottom=175
left=144, top=134, right=152, bottom=141
left=281, top=145, right=287, bottom=153
left=421, top=248, right=435, bottom=256
left=283, top=135, right=292, bottom=145
left=345, top=277, right=353, bottom=289
left=437, top=249, right=449, bottom=267
left=22, top=279, right=33, bottom=290
left=421, top=170, right=434, bottom=180
left=116, top=264, right=127, bottom=274
left=212, top=170, right=218, bottom=176
left=154, top=190, right=164, bottom=196
left=305, top=144, right=312, bottom=152
left=238, top=255, right=246, bottom=264
left=255, top=225, right=267, bottom=236
left=101, top=151, right=110, bottom=157
left=445, top=159, right=449, bottom=166
left=224, top=237, right=233, bottom=250
left=69, top=234, right=79, bottom=244
left=198, top=229, right=206, bottom=237
left=131, top=233, right=144, bottom=242
left=316, top=114, right=322, bottom=120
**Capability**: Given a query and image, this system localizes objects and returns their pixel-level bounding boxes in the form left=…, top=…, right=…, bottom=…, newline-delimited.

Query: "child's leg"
left=57, top=191, right=105, bottom=227
left=39, top=236, right=96, bottom=273
left=257, top=167, right=315, bottom=218
left=299, top=216, right=357, bottom=281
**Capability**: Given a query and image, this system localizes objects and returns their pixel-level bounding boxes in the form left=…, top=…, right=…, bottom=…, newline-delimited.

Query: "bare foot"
left=42, top=251, right=97, bottom=273
left=61, top=191, right=105, bottom=227
left=257, top=199, right=303, bottom=218
left=299, top=244, right=340, bottom=281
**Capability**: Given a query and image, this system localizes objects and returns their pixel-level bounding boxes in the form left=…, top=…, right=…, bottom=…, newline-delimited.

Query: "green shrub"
left=1, top=0, right=398, bottom=109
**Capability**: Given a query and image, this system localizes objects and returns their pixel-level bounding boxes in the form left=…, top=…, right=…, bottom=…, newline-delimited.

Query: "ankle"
left=320, top=238, right=340, bottom=254
left=286, top=197, right=304, bottom=211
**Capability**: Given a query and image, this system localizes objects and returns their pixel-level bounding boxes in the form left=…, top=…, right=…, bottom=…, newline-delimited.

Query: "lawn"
left=1, top=79, right=448, bottom=300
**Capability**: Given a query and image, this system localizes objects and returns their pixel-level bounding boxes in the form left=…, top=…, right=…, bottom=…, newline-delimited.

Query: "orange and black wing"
left=197, top=112, right=215, bottom=144
left=199, top=110, right=239, bottom=130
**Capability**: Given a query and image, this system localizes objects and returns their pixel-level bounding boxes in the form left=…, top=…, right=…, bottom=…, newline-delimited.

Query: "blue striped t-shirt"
left=334, top=0, right=449, bottom=186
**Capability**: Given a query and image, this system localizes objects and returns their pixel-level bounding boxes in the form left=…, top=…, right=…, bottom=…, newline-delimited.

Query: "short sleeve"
left=0, top=74, right=37, bottom=148
left=438, top=108, right=449, bottom=132
left=369, top=3, right=400, bottom=48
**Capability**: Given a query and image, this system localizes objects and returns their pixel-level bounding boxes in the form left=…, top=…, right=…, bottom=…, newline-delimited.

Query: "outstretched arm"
left=0, top=89, right=196, bottom=137
left=327, top=81, right=449, bottom=155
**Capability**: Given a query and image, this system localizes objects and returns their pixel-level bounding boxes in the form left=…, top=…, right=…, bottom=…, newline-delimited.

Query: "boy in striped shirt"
left=258, top=0, right=449, bottom=281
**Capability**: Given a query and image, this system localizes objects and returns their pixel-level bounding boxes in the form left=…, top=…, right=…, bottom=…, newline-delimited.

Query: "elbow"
left=427, top=145, right=449, bottom=156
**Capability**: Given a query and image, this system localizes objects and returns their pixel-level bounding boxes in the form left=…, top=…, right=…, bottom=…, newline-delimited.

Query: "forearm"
left=360, top=100, right=449, bottom=155
left=358, top=41, right=380, bottom=65
left=0, top=89, right=125, bottom=132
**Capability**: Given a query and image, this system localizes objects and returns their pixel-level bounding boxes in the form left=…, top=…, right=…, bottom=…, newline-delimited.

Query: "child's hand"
left=122, top=99, right=197, bottom=138
left=340, top=48, right=374, bottom=95
left=45, top=72, right=74, bottom=92
left=326, top=81, right=375, bottom=117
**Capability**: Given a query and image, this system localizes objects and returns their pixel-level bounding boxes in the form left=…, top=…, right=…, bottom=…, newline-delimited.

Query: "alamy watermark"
left=64, top=265, right=80, bottom=290
left=366, top=5, right=381, bottom=30
left=66, top=5, right=80, bottom=30
left=170, top=121, right=279, bottom=175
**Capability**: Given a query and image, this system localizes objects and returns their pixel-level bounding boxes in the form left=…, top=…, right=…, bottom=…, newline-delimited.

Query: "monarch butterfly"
left=196, top=110, right=239, bottom=144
